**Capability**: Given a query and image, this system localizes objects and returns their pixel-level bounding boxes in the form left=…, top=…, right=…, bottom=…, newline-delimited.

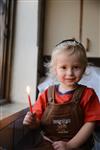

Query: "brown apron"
left=41, top=85, right=84, bottom=141
left=23, top=85, right=93, bottom=150
left=40, top=85, right=93, bottom=150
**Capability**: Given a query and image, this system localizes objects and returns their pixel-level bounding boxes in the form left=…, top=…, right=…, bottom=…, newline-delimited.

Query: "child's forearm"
left=67, top=122, right=95, bottom=149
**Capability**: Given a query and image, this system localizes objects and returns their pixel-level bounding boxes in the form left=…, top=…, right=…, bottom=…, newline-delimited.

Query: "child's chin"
left=65, top=83, right=75, bottom=87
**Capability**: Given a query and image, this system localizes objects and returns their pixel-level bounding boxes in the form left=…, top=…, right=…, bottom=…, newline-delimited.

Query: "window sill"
left=0, top=102, right=29, bottom=129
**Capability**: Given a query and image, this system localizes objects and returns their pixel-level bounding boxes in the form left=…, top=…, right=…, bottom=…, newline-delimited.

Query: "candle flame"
left=26, top=86, right=31, bottom=94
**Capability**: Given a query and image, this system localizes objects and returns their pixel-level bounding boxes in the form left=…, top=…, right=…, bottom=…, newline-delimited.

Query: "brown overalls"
left=23, top=85, right=93, bottom=150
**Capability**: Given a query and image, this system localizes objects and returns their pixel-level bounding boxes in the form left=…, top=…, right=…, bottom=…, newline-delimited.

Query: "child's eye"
left=61, top=66, right=66, bottom=69
left=73, top=66, right=80, bottom=69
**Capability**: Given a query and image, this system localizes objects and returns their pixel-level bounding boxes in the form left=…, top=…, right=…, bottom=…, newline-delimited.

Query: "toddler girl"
left=23, top=39, right=100, bottom=150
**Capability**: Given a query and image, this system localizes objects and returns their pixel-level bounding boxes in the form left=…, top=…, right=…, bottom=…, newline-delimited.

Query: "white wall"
left=10, top=0, right=38, bottom=105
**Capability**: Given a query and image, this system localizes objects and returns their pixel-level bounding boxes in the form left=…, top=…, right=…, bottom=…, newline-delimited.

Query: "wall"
left=10, top=0, right=38, bottom=104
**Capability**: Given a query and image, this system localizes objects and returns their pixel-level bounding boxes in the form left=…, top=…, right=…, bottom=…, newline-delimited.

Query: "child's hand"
left=23, top=111, right=34, bottom=125
left=23, top=111, right=39, bottom=128
left=52, top=141, right=73, bottom=150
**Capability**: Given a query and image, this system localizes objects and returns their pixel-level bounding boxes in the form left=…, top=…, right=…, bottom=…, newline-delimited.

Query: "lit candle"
left=26, top=86, right=33, bottom=113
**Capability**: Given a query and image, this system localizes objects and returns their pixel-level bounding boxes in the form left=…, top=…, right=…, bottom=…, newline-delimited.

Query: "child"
left=23, top=39, right=100, bottom=150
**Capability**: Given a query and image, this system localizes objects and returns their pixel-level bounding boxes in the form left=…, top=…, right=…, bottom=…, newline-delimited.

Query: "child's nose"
left=66, top=68, right=73, bottom=76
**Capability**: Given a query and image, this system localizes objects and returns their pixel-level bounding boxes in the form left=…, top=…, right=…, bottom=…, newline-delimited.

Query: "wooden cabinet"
left=0, top=123, right=14, bottom=150
left=82, top=0, right=100, bottom=57
left=0, top=108, right=29, bottom=150
left=43, top=0, right=100, bottom=57
left=44, top=0, right=80, bottom=54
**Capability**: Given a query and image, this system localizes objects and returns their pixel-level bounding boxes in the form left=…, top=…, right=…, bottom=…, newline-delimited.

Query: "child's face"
left=55, top=51, right=85, bottom=89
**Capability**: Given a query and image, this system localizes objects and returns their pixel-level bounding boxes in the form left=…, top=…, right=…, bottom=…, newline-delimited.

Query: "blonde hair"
left=46, top=39, right=88, bottom=79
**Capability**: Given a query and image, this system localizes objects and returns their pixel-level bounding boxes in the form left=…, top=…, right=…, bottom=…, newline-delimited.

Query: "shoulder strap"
left=47, top=85, right=55, bottom=104
left=47, top=85, right=86, bottom=104
left=71, top=85, right=86, bottom=104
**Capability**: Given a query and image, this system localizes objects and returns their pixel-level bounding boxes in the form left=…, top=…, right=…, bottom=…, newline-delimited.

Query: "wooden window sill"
left=0, top=102, right=28, bottom=129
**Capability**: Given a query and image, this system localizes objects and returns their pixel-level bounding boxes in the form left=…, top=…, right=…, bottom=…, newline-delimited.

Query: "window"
left=0, top=0, right=15, bottom=103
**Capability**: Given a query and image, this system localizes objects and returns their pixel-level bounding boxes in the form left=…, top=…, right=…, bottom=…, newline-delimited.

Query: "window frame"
left=0, top=0, right=16, bottom=103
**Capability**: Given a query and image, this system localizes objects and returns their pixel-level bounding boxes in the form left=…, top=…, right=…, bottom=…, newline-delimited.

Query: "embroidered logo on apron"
left=53, top=118, right=71, bottom=134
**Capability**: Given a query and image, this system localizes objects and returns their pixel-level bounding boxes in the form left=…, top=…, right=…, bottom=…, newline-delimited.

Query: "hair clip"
left=56, top=39, right=84, bottom=49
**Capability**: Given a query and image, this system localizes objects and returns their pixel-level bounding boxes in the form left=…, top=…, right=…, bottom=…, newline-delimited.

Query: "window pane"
left=0, top=0, right=15, bottom=100
left=0, top=0, right=7, bottom=99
